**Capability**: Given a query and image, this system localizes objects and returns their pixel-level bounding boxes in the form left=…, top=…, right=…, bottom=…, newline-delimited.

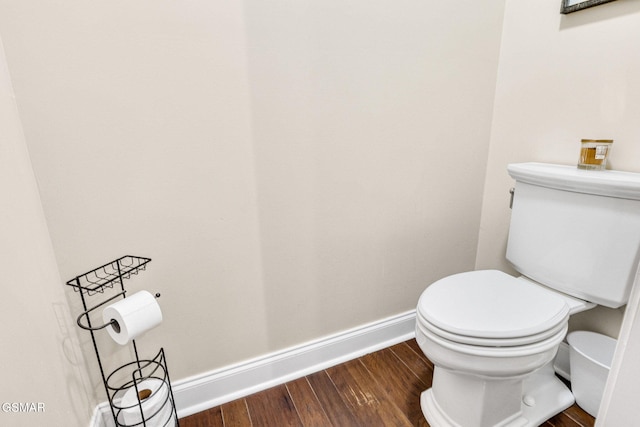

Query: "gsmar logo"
left=2, top=402, right=45, bottom=413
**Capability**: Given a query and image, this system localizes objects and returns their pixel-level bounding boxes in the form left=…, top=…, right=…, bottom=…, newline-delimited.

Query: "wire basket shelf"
left=66, top=255, right=151, bottom=295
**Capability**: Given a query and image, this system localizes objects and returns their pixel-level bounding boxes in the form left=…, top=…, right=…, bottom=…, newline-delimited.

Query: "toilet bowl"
left=415, top=270, right=575, bottom=427
left=417, top=312, right=568, bottom=377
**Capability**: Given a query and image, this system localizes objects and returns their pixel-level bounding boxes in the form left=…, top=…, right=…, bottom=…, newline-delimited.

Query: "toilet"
left=415, top=163, right=640, bottom=427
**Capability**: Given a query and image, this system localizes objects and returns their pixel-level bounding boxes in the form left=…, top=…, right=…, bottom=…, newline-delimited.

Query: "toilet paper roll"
left=103, top=290, right=163, bottom=345
left=120, top=378, right=175, bottom=427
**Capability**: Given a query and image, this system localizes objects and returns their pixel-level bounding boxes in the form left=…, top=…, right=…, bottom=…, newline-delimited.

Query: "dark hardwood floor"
left=180, top=339, right=595, bottom=427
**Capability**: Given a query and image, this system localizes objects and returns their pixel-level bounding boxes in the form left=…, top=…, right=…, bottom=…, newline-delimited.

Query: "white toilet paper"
left=120, top=378, right=175, bottom=427
left=103, top=290, right=163, bottom=345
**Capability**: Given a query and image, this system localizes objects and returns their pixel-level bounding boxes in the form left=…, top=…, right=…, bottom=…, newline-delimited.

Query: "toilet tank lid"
left=508, top=163, right=640, bottom=201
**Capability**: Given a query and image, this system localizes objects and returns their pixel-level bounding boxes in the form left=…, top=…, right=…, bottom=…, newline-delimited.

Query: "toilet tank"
left=506, top=163, right=640, bottom=308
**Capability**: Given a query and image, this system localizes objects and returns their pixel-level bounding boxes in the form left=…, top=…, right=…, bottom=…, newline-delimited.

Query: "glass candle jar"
left=578, top=139, right=613, bottom=170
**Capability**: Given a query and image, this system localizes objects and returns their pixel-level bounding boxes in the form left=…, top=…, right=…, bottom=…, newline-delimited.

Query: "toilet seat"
left=417, top=270, right=570, bottom=347
left=417, top=311, right=568, bottom=348
left=416, top=314, right=568, bottom=359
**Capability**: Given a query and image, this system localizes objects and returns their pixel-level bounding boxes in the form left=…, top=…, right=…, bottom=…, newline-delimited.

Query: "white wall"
left=0, top=38, right=89, bottom=426
left=243, top=0, right=506, bottom=349
left=0, top=0, right=506, bottom=416
left=476, top=0, right=640, bottom=337
left=0, top=0, right=269, bottom=397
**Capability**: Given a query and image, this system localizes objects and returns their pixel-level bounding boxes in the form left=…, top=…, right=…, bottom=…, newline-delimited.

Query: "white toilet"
left=415, top=163, right=640, bottom=427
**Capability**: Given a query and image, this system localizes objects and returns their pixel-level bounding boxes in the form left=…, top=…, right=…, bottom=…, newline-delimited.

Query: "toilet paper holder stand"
left=76, top=290, right=161, bottom=333
left=67, top=255, right=179, bottom=427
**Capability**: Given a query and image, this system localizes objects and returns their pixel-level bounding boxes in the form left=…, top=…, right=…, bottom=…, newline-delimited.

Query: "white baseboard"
left=92, top=402, right=113, bottom=427
left=90, top=310, right=416, bottom=426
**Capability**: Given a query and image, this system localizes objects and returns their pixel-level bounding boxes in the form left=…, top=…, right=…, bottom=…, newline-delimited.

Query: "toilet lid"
left=417, top=270, right=570, bottom=341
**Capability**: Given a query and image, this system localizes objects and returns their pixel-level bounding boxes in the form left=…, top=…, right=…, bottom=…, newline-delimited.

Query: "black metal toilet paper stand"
left=67, top=255, right=179, bottom=427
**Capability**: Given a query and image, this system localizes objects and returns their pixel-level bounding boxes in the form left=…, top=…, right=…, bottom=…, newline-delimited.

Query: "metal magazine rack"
left=67, top=255, right=179, bottom=426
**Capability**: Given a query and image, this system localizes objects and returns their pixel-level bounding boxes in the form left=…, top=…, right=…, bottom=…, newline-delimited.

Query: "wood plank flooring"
left=180, top=339, right=594, bottom=427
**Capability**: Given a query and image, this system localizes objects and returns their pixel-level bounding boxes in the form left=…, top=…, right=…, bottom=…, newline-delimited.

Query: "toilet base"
left=421, top=363, right=575, bottom=427
left=520, top=363, right=575, bottom=425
